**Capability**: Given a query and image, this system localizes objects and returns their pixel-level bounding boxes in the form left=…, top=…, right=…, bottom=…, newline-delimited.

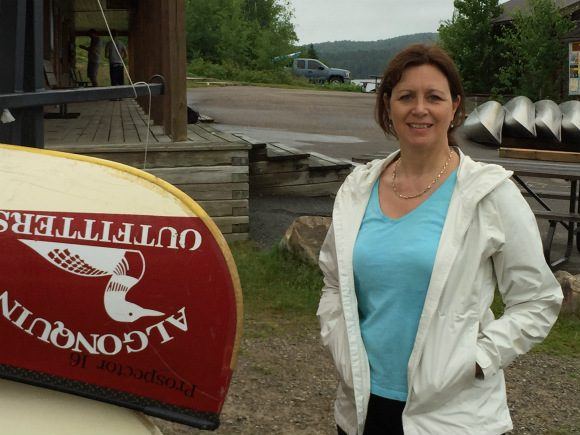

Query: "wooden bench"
left=70, top=68, right=90, bottom=87
left=43, top=60, right=80, bottom=119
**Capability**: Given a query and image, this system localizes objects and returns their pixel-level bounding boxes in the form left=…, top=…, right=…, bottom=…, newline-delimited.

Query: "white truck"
left=292, top=58, right=351, bottom=84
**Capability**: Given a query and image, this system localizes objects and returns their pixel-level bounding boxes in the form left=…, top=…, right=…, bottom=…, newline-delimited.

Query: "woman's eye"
left=428, top=95, right=443, bottom=101
left=399, top=94, right=412, bottom=101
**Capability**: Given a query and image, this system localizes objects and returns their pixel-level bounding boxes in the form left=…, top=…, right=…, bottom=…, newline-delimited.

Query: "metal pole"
left=20, top=0, right=44, bottom=148
left=0, top=1, right=27, bottom=145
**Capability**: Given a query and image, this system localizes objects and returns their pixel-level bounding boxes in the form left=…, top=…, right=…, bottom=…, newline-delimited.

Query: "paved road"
left=188, top=86, right=580, bottom=272
left=187, top=85, right=497, bottom=161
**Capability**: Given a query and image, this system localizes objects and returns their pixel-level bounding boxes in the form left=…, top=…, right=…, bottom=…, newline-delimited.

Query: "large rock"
left=554, top=270, right=580, bottom=315
left=279, top=216, right=332, bottom=265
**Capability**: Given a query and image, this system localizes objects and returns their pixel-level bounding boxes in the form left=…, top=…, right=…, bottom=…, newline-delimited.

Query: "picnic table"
left=478, top=157, right=580, bottom=268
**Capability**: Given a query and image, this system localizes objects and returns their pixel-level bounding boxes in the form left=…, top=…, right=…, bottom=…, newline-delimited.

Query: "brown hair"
left=375, top=44, right=465, bottom=143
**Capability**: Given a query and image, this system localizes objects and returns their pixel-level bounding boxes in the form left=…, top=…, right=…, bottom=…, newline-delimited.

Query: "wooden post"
left=161, top=0, right=187, bottom=142
left=0, top=0, right=44, bottom=148
left=131, top=0, right=187, bottom=142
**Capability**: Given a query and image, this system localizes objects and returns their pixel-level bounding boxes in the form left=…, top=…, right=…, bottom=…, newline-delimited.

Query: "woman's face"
left=388, top=64, right=459, bottom=151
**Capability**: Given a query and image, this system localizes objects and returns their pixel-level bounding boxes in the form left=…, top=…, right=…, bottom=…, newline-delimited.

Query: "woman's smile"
left=389, top=64, right=459, bottom=150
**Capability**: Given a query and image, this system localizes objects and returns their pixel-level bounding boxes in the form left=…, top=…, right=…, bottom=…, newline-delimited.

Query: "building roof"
left=563, top=25, right=580, bottom=39
left=74, top=0, right=129, bottom=34
left=494, top=0, right=580, bottom=23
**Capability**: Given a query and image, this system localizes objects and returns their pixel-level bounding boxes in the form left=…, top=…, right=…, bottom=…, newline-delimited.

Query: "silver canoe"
left=462, top=100, right=505, bottom=146
left=503, top=96, right=537, bottom=138
left=534, top=100, right=562, bottom=142
left=559, top=100, right=580, bottom=144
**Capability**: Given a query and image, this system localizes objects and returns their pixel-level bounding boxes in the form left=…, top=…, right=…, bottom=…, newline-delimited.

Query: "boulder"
left=279, top=216, right=332, bottom=265
left=554, top=270, right=580, bottom=315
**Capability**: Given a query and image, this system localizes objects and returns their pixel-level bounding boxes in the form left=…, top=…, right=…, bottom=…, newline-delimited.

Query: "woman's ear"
left=452, top=95, right=461, bottom=117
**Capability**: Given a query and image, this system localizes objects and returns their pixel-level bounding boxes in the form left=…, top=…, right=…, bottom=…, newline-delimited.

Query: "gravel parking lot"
left=155, top=318, right=579, bottom=435
left=153, top=194, right=580, bottom=435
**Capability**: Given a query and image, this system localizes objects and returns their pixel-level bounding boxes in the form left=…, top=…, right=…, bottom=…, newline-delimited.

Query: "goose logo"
left=19, top=239, right=163, bottom=323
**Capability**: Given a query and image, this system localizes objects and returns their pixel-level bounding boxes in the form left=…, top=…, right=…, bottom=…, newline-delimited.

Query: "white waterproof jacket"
left=317, top=150, right=563, bottom=435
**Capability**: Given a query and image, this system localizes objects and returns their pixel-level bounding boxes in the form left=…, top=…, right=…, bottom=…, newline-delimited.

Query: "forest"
left=184, top=0, right=572, bottom=99
left=185, top=0, right=297, bottom=71
left=184, top=0, right=438, bottom=82
left=312, top=33, right=438, bottom=79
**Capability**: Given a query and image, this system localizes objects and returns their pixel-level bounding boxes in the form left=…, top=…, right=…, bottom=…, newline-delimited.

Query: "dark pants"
left=109, top=64, right=124, bottom=86
left=87, top=62, right=99, bottom=87
left=337, top=394, right=405, bottom=435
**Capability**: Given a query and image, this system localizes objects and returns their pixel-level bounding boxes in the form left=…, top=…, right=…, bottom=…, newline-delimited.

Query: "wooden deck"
left=45, top=100, right=168, bottom=145
left=44, top=99, right=251, bottom=242
left=44, top=99, right=240, bottom=146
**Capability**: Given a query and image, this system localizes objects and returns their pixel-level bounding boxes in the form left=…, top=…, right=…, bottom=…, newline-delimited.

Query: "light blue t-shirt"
left=353, top=169, right=457, bottom=401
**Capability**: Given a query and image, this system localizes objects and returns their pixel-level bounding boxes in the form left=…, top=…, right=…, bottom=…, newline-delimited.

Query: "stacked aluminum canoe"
left=463, top=96, right=580, bottom=147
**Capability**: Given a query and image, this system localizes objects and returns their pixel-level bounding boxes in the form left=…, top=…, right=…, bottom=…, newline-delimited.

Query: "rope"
left=96, top=0, right=152, bottom=169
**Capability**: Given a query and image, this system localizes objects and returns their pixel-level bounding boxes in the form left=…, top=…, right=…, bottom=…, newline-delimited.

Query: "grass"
left=534, top=314, right=580, bottom=356
left=231, top=241, right=580, bottom=357
left=230, top=241, right=322, bottom=319
left=491, top=288, right=579, bottom=357
left=187, top=79, right=365, bottom=94
left=186, top=58, right=365, bottom=93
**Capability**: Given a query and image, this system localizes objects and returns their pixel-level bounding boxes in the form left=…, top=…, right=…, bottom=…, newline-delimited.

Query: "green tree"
left=438, top=0, right=503, bottom=94
left=216, top=0, right=253, bottom=66
left=306, top=43, right=318, bottom=59
left=242, top=0, right=297, bottom=69
left=185, top=0, right=296, bottom=70
left=496, top=0, right=573, bottom=100
left=185, top=0, right=223, bottom=62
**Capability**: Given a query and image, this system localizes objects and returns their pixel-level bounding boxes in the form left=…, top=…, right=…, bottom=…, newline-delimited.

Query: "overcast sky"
left=288, top=0, right=457, bottom=44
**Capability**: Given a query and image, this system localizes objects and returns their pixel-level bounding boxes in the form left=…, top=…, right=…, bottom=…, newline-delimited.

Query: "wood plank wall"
left=48, top=142, right=251, bottom=242
left=45, top=0, right=75, bottom=86
left=130, top=0, right=187, bottom=142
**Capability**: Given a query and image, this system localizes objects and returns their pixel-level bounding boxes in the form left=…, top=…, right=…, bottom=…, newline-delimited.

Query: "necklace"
left=392, top=148, right=453, bottom=200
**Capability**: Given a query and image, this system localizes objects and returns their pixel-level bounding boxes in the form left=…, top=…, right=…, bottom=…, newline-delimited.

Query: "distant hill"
left=311, top=33, right=439, bottom=79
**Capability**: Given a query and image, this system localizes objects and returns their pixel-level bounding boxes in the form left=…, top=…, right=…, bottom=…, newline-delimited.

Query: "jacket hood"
left=339, top=148, right=513, bottom=212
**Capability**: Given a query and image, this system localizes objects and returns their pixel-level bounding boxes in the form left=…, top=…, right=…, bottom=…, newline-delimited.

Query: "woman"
left=317, top=44, right=562, bottom=435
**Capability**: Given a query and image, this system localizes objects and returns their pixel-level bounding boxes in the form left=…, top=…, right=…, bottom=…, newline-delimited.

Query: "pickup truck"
left=292, top=58, right=351, bottom=84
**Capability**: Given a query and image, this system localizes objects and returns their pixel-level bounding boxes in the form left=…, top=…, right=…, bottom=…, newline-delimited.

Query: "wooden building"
left=494, top=0, right=580, bottom=24
left=0, top=0, right=187, bottom=147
